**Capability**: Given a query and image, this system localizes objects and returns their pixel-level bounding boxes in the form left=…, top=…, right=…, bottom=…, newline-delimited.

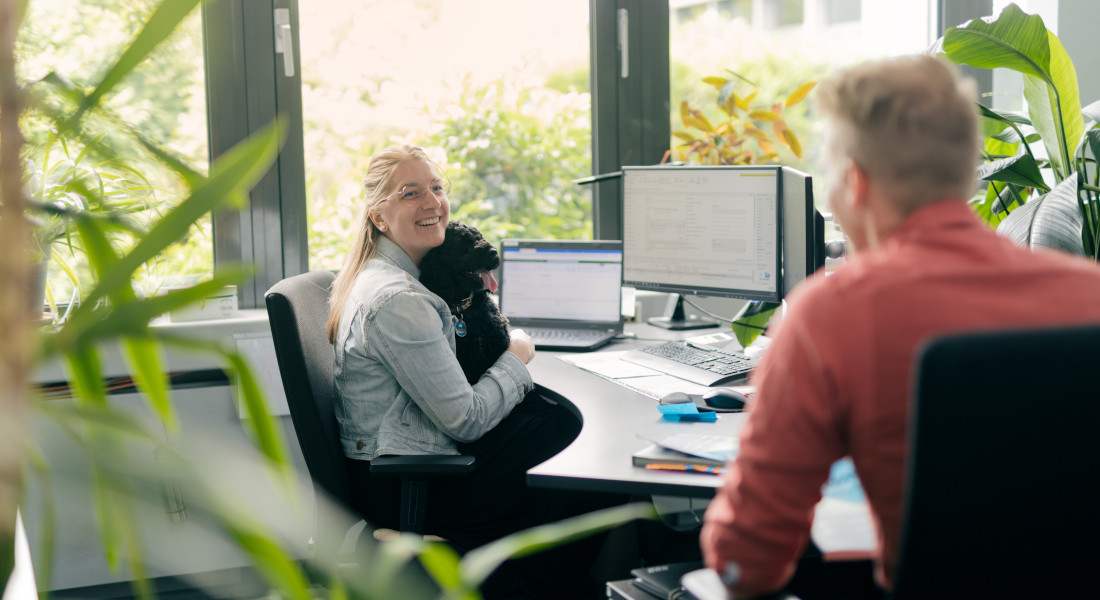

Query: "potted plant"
left=934, top=2, right=1100, bottom=259
left=22, top=133, right=157, bottom=319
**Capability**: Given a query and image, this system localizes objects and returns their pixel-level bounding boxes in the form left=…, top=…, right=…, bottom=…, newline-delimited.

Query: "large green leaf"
left=458, top=502, right=657, bottom=591
left=976, top=154, right=1049, bottom=191
left=222, top=351, right=291, bottom=469
left=221, top=530, right=312, bottom=600
left=941, top=4, right=1051, bottom=82
left=941, top=4, right=1083, bottom=180
left=731, top=301, right=779, bottom=349
left=1020, top=32, right=1083, bottom=180
left=76, top=0, right=202, bottom=120
left=47, top=270, right=248, bottom=358
left=997, top=173, right=1084, bottom=255
left=65, top=345, right=107, bottom=408
left=121, top=337, right=175, bottom=433
left=57, top=120, right=285, bottom=347
left=978, top=103, right=1032, bottom=126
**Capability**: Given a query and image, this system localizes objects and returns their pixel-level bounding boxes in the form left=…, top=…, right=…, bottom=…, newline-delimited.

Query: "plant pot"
left=28, top=258, right=48, bottom=319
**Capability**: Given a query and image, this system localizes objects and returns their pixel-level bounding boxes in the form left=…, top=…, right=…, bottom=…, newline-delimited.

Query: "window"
left=676, top=3, right=708, bottom=25
left=17, top=0, right=210, bottom=303
left=764, top=0, right=805, bottom=28
left=670, top=0, right=940, bottom=232
left=717, top=0, right=753, bottom=22
left=825, top=0, right=861, bottom=24
left=298, top=1, right=593, bottom=271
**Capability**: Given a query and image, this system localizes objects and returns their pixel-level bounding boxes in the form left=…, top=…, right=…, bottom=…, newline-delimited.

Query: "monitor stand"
left=647, top=294, right=719, bottom=330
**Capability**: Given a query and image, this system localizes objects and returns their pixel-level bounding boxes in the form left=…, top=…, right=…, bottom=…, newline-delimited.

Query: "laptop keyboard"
left=524, top=327, right=611, bottom=343
left=637, top=340, right=758, bottom=379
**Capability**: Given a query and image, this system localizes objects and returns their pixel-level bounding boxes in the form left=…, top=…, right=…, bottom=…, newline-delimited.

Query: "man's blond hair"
left=815, top=54, right=980, bottom=213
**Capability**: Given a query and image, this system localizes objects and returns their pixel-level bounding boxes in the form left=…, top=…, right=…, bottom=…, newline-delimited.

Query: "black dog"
left=419, top=221, right=512, bottom=384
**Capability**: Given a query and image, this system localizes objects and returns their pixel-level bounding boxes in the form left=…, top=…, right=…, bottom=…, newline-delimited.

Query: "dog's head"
left=418, top=221, right=500, bottom=310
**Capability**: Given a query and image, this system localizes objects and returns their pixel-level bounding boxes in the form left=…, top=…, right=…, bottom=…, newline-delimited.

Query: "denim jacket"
left=334, top=236, right=533, bottom=460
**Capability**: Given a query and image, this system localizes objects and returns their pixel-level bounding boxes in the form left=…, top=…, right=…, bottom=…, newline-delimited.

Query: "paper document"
left=641, top=433, right=739, bottom=463
left=557, top=350, right=660, bottom=379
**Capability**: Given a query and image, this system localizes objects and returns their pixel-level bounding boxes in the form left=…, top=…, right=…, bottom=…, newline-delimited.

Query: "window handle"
left=618, top=8, right=629, bottom=79
left=274, top=8, right=295, bottom=78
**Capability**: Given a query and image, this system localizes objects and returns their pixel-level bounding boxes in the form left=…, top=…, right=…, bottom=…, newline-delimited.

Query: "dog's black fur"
left=419, top=221, right=512, bottom=384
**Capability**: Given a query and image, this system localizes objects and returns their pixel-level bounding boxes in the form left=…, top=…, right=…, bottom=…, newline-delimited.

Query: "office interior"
left=9, top=0, right=1100, bottom=599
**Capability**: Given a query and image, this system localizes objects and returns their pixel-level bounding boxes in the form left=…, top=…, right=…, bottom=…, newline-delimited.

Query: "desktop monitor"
left=621, top=164, right=823, bottom=330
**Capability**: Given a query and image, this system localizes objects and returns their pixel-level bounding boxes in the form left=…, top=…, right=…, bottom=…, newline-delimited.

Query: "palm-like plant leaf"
left=977, top=154, right=1048, bottom=191
left=997, top=173, right=1083, bottom=255
left=940, top=3, right=1083, bottom=180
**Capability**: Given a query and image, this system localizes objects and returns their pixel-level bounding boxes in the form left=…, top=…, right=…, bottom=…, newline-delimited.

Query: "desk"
left=526, top=325, right=741, bottom=497
left=526, top=324, right=876, bottom=556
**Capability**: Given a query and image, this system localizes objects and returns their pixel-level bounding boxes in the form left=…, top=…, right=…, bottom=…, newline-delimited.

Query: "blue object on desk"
left=658, top=402, right=718, bottom=422
left=822, top=458, right=865, bottom=503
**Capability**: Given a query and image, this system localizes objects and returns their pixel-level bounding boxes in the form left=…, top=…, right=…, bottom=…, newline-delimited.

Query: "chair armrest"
left=370, top=455, right=475, bottom=476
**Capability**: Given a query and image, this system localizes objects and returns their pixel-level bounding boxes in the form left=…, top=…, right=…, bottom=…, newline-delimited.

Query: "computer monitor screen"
left=622, top=165, right=783, bottom=304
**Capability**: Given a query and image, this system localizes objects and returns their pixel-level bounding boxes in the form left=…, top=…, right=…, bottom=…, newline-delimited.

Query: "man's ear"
left=848, top=162, right=872, bottom=210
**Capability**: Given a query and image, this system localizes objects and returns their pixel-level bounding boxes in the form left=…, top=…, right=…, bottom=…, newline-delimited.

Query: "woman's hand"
left=507, top=328, right=536, bottom=364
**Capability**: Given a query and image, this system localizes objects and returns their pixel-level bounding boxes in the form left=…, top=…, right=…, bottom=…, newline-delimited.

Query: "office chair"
left=264, top=270, right=474, bottom=563
left=892, top=324, right=1100, bottom=599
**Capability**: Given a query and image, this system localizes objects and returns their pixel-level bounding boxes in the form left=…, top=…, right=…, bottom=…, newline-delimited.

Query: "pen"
left=644, top=463, right=727, bottom=475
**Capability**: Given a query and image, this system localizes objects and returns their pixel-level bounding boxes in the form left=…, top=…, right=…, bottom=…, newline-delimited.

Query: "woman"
left=326, top=145, right=624, bottom=598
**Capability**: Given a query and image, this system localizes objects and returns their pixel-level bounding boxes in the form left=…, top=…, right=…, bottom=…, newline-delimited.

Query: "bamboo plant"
left=1, top=2, right=653, bottom=599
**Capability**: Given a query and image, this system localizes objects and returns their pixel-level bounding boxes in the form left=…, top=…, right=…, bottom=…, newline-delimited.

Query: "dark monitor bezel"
left=620, top=164, right=784, bottom=303
left=779, top=165, right=825, bottom=299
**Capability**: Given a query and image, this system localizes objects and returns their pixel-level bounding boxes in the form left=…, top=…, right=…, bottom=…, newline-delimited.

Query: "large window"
left=16, top=0, right=210, bottom=303
left=669, top=0, right=939, bottom=224
left=298, top=1, right=593, bottom=271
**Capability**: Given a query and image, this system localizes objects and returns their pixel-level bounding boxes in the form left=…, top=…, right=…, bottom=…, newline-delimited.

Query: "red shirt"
left=701, top=200, right=1100, bottom=596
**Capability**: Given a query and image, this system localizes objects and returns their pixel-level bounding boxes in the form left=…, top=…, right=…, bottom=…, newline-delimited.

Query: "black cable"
left=679, top=295, right=767, bottom=330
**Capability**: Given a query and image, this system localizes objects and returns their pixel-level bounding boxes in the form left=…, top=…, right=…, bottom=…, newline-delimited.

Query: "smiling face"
left=370, top=159, right=451, bottom=265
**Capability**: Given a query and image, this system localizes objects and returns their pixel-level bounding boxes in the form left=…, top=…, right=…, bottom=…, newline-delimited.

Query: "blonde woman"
left=326, top=145, right=625, bottom=598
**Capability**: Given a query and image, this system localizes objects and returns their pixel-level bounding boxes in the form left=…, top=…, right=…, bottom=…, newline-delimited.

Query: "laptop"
left=498, top=239, right=624, bottom=351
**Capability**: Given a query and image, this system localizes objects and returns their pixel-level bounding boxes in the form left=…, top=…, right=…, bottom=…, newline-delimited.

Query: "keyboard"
left=523, top=327, right=617, bottom=351
left=620, top=340, right=758, bottom=386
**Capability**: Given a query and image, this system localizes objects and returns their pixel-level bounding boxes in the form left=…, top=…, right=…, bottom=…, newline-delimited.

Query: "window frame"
left=203, top=0, right=669, bottom=307
left=202, top=0, right=307, bottom=309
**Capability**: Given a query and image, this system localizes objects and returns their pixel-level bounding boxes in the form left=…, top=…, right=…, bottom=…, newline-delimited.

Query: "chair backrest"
left=264, top=271, right=352, bottom=515
left=892, top=324, right=1100, bottom=599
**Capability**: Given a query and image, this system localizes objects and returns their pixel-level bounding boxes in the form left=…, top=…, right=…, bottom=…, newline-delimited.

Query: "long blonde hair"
left=326, top=144, right=437, bottom=343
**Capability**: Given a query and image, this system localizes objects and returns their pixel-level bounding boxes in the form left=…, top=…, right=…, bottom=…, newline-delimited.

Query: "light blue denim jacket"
left=334, top=236, right=533, bottom=459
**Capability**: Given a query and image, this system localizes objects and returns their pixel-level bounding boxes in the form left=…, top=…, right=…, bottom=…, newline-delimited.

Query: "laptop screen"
left=499, top=239, right=623, bottom=327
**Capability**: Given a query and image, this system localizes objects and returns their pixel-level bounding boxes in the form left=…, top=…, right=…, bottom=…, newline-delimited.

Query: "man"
left=700, top=54, right=1100, bottom=598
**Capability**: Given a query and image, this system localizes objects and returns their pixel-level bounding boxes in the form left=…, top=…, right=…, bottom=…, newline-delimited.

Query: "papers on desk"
left=813, top=458, right=876, bottom=556
left=557, top=350, right=737, bottom=400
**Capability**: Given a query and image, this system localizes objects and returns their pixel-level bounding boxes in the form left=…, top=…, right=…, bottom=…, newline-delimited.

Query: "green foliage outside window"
left=16, top=0, right=212, bottom=301
left=672, top=70, right=815, bottom=165
left=421, top=76, right=593, bottom=246
left=306, top=76, right=593, bottom=269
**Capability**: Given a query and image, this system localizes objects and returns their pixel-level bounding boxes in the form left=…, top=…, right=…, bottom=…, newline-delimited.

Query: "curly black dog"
left=419, top=221, right=512, bottom=384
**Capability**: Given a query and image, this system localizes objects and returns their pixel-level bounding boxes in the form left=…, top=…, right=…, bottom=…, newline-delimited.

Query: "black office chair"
left=264, top=270, right=474, bottom=563
left=892, top=324, right=1100, bottom=599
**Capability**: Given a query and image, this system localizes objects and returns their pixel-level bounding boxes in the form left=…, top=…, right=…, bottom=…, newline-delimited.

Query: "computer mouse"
left=701, top=388, right=749, bottom=410
left=658, top=391, right=695, bottom=405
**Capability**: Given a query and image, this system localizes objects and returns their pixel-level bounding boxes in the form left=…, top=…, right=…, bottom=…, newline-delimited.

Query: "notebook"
left=498, top=239, right=624, bottom=351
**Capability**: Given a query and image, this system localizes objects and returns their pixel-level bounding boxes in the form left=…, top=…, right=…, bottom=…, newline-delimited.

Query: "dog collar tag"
left=455, top=319, right=467, bottom=338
